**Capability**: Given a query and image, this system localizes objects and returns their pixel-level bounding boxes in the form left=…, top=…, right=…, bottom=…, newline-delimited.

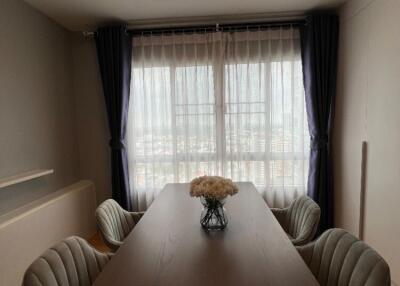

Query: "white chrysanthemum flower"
left=189, top=176, right=238, bottom=200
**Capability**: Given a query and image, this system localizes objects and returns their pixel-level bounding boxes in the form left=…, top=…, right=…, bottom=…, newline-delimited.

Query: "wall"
left=0, top=0, right=79, bottom=215
left=71, top=34, right=112, bottom=205
left=334, top=0, right=400, bottom=284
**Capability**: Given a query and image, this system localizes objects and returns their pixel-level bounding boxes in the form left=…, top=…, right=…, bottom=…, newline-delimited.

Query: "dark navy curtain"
left=300, top=14, right=339, bottom=232
left=95, top=25, right=132, bottom=210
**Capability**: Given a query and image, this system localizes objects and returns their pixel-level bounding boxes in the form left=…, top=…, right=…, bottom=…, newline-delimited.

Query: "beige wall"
left=0, top=0, right=79, bottom=215
left=334, top=0, right=400, bottom=284
left=0, top=4, right=105, bottom=283
left=0, top=0, right=111, bottom=216
left=71, top=34, right=112, bottom=205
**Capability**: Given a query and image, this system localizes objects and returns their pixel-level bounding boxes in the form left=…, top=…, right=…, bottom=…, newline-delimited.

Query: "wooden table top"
left=93, top=182, right=319, bottom=286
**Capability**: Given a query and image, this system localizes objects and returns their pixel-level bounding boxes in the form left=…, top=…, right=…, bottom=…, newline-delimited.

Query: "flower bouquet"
left=190, top=176, right=238, bottom=230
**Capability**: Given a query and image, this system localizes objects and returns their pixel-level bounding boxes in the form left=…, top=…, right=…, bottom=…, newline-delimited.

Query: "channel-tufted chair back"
left=297, top=229, right=391, bottom=286
left=23, top=236, right=111, bottom=286
left=95, top=199, right=143, bottom=251
left=271, top=195, right=320, bottom=246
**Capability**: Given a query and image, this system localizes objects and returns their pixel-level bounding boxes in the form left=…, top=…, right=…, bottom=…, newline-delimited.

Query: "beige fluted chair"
left=95, top=199, right=144, bottom=251
left=271, top=195, right=320, bottom=246
left=297, top=228, right=391, bottom=286
left=23, top=236, right=112, bottom=286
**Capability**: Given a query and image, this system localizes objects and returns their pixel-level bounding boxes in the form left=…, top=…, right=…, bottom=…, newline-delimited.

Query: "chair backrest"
left=95, top=199, right=137, bottom=247
left=286, top=195, right=320, bottom=242
left=23, top=236, right=111, bottom=286
left=297, top=228, right=391, bottom=286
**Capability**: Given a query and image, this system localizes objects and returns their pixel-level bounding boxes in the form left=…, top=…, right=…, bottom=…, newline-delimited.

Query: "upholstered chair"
left=297, top=228, right=391, bottom=286
left=23, top=236, right=112, bottom=286
left=96, top=199, right=144, bottom=251
left=271, top=195, right=320, bottom=246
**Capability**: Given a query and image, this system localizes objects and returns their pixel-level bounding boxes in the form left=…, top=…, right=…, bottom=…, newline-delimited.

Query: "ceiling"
left=24, top=0, right=346, bottom=31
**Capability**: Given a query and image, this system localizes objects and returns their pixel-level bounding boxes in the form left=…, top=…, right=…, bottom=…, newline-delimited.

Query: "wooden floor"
left=88, top=232, right=111, bottom=253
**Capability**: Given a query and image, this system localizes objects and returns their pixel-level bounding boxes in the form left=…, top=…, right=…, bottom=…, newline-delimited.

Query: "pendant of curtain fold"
left=95, top=25, right=133, bottom=210
left=300, top=14, right=339, bottom=232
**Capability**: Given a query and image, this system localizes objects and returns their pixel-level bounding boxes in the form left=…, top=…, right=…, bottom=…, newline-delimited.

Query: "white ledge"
left=0, top=169, right=54, bottom=189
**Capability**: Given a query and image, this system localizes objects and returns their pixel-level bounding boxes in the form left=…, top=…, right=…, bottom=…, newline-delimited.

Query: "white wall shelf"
left=0, top=169, right=54, bottom=189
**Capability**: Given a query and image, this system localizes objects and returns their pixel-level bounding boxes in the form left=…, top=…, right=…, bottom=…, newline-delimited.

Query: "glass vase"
left=200, top=197, right=228, bottom=230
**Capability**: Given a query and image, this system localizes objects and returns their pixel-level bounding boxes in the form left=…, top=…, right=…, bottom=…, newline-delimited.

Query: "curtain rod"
left=83, top=13, right=306, bottom=38
left=128, top=20, right=305, bottom=36
left=127, top=12, right=305, bottom=29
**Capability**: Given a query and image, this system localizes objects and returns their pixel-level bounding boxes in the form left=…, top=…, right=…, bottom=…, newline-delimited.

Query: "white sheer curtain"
left=127, top=27, right=309, bottom=211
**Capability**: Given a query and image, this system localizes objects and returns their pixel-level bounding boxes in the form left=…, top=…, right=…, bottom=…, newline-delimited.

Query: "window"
left=127, top=28, right=309, bottom=210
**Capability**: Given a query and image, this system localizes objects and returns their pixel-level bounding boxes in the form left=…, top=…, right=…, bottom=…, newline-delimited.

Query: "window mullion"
left=265, top=62, right=272, bottom=192
left=170, top=64, right=179, bottom=182
left=213, top=37, right=225, bottom=176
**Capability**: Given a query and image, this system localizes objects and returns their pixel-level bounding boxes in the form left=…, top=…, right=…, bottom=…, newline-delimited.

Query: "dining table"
left=93, top=182, right=319, bottom=286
